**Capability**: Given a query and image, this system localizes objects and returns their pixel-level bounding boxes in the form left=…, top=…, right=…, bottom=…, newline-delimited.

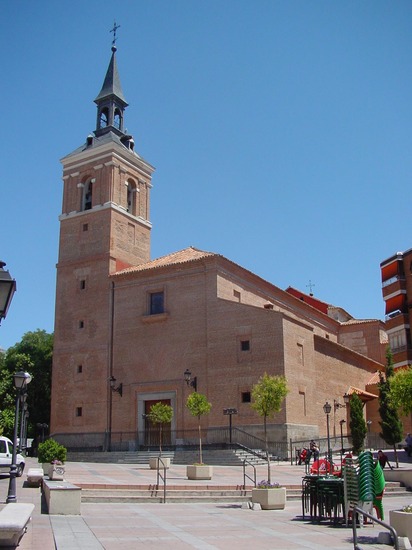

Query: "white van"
left=0, top=436, right=25, bottom=476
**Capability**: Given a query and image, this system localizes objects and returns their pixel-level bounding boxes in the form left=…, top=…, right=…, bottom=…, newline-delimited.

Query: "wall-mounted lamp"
left=343, top=392, right=351, bottom=405
left=109, top=376, right=123, bottom=397
left=184, top=369, right=197, bottom=392
left=334, top=399, right=346, bottom=411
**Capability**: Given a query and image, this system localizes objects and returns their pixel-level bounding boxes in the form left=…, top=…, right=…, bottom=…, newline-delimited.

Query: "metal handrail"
left=243, top=458, right=257, bottom=491
left=155, top=457, right=168, bottom=503
left=352, top=506, right=399, bottom=550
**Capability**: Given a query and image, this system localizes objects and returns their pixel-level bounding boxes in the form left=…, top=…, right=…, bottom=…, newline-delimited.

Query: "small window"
left=241, top=392, right=251, bottom=403
left=233, top=290, right=241, bottom=302
left=75, top=407, right=83, bottom=417
left=77, top=365, right=83, bottom=374
left=150, top=291, right=164, bottom=315
left=80, top=280, right=86, bottom=290
left=79, top=321, right=84, bottom=329
left=83, top=223, right=88, bottom=232
left=240, top=340, right=250, bottom=352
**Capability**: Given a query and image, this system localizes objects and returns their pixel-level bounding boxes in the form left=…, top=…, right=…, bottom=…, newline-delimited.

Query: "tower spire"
left=94, top=27, right=128, bottom=137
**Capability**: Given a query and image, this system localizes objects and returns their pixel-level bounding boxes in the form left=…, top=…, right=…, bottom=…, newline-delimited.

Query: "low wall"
left=43, top=479, right=81, bottom=515
left=384, top=468, right=412, bottom=490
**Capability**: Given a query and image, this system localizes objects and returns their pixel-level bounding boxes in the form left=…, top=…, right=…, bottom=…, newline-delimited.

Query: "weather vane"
left=110, top=21, right=121, bottom=47
left=306, top=280, right=315, bottom=296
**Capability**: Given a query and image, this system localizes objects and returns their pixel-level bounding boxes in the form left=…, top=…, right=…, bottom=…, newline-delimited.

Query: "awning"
left=381, top=260, right=402, bottom=282
left=385, top=293, right=406, bottom=315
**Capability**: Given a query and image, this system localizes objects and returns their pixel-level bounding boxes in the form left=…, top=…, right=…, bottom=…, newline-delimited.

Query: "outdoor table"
left=302, top=475, right=344, bottom=523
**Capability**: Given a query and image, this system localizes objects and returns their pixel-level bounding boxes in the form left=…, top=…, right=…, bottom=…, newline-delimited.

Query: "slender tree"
left=251, top=373, right=289, bottom=483
left=349, top=393, right=367, bottom=455
left=186, top=392, right=212, bottom=465
left=378, top=347, right=403, bottom=467
left=147, top=402, right=173, bottom=457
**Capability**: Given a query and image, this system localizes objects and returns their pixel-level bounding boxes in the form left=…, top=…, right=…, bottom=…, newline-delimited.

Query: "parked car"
left=0, top=436, right=25, bottom=476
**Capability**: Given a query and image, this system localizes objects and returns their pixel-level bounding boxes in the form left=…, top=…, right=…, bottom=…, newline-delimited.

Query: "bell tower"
left=51, top=42, right=155, bottom=442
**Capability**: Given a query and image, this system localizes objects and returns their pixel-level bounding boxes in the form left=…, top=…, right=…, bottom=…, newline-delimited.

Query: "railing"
left=53, top=427, right=289, bottom=457
left=242, top=458, right=257, bottom=490
left=352, top=506, right=399, bottom=550
left=156, top=457, right=168, bottom=503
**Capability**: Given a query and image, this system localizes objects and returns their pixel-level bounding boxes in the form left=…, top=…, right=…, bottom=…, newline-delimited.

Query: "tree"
left=186, top=392, right=212, bottom=465
left=378, top=347, right=403, bottom=467
left=251, top=373, right=289, bottom=483
left=349, top=393, right=367, bottom=455
left=390, top=366, right=412, bottom=417
left=147, top=402, right=173, bottom=456
left=0, top=330, right=53, bottom=439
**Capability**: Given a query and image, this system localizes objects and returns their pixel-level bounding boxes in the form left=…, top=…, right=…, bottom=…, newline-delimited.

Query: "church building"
left=50, top=45, right=387, bottom=453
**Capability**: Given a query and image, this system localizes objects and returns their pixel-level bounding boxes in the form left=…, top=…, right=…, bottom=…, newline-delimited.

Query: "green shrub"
left=37, top=438, right=67, bottom=464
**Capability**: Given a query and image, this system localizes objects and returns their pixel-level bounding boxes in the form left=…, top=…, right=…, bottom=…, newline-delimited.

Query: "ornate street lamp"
left=0, top=261, right=16, bottom=324
left=184, top=369, right=197, bottom=392
left=7, top=371, right=32, bottom=503
left=323, top=401, right=332, bottom=465
left=339, top=419, right=346, bottom=466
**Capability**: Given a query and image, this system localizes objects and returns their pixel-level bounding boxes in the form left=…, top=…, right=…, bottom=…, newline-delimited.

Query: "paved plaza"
left=0, top=454, right=411, bottom=549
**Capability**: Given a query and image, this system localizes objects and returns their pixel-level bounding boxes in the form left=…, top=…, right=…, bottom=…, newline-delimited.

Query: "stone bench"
left=26, top=467, right=44, bottom=486
left=43, top=479, right=81, bottom=515
left=0, top=503, right=35, bottom=547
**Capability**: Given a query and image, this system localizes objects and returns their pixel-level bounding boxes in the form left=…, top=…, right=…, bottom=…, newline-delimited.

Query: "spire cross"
left=306, top=280, right=315, bottom=296
left=110, top=21, right=121, bottom=46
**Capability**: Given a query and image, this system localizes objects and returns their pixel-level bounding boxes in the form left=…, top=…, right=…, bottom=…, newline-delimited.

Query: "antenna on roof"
left=306, top=280, right=315, bottom=297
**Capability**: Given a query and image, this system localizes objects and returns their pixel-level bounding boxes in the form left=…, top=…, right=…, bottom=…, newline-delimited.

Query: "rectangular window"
left=79, top=320, right=84, bottom=329
left=82, top=223, right=88, bottom=232
left=75, top=407, right=82, bottom=417
left=240, top=340, right=250, bottom=352
left=80, top=280, right=86, bottom=290
left=297, top=343, right=304, bottom=365
left=150, top=291, right=164, bottom=315
left=233, top=290, right=241, bottom=302
left=241, top=392, right=251, bottom=403
left=77, top=365, right=83, bottom=374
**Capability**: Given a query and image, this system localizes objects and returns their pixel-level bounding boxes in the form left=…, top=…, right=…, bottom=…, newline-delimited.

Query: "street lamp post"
left=323, top=401, right=332, bottom=466
left=223, top=408, right=238, bottom=445
left=339, top=419, right=346, bottom=466
left=0, top=261, right=16, bottom=324
left=184, top=369, right=197, bottom=392
left=7, top=371, right=32, bottom=503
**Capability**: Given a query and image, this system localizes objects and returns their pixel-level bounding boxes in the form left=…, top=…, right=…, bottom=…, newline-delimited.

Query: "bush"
left=37, top=438, right=67, bottom=464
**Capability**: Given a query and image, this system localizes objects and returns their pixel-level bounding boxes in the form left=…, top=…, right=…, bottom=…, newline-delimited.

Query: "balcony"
left=382, top=276, right=406, bottom=298
left=385, top=312, right=410, bottom=331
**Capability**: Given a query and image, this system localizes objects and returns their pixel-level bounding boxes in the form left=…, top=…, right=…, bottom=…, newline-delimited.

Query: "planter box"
left=187, top=465, right=213, bottom=480
left=390, top=509, right=412, bottom=540
left=251, top=487, right=286, bottom=510
left=50, top=465, right=65, bottom=481
left=149, top=457, right=170, bottom=470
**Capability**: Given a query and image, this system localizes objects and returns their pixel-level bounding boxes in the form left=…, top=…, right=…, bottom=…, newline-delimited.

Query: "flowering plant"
left=256, top=480, right=281, bottom=489
left=51, top=459, right=63, bottom=465
left=401, top=504, right=412, bottom=513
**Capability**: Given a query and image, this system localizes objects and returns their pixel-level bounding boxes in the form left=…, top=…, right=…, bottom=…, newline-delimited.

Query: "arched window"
left=127, top=180, right=137, bottom=215
left=114, top=108, right=122, bottom=130
left=99, top=108, right=109, bottom=128
left=83, top=179, right=93, bottom=211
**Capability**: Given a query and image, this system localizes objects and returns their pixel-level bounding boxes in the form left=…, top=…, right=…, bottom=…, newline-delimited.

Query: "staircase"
left=67, top=447, right=268, bottom=466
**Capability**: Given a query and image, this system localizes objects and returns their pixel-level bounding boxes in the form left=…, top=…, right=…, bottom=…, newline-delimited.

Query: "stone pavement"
left=0, top=455, right=411, bottom=549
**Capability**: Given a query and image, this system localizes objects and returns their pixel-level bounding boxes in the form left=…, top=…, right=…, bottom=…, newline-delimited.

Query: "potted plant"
left=390, top=504, right=412, bottom=540
left=185, top=392, right=212, bottom=480
left=37, top=438, right=67, bottom=478
left=252, top=480, right=286, bottom=510
left=146, top=401, right=173, bottom=469
left=251, top=373, right=288, bottom=483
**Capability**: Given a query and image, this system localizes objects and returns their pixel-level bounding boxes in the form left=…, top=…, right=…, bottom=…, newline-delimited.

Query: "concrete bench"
left=43, top=479, right=81, bottom=515
left=26, top=467, right=44, bottom=486
left=0, top=503, right=35, bottom=547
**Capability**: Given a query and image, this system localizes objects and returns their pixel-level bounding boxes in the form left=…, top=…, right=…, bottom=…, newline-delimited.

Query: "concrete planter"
left=251, top=487, right=286, bottom=510
left=50, top=465, right=65, bottom=481
left=149, top=457, right=170, bottom=470
left=187, top=465, right=213, bottom=480
left=389, top=510, right=412, bottom=540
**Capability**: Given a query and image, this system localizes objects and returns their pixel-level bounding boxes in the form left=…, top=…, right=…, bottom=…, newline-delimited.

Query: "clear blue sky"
left=1, top=1, right=411, bottom=350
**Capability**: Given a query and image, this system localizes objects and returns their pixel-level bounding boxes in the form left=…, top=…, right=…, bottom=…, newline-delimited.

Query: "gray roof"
left=94, top=46, right=127, bottom=105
